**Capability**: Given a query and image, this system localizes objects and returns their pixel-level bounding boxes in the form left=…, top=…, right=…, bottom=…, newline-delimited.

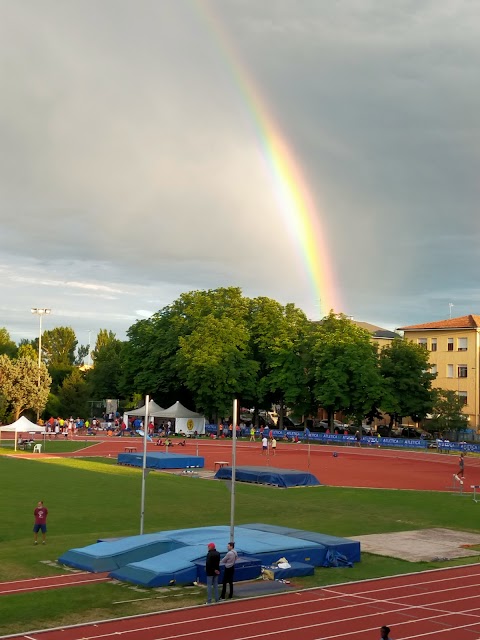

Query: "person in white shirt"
left=262, top=436, right=268, bottom=454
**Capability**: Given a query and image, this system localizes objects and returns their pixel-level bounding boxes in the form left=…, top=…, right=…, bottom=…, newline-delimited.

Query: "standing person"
left=249, top=426, right=255, bottom=442
left=205, top=542, right=220, bottom=604
left=271, top=437, right=277, bottom=456
left=355, top=430, right=361, bottom=447
left=380, top=625, right=392, bottom=639
left=220, top=542, right=238, bottom=600
left=262, top=435, right=268, bottom=455
left=33, top=500, right=48, bottom=545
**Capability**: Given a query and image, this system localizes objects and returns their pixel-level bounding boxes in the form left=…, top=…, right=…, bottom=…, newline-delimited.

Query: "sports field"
left=1, top=436, right=479, bottom=636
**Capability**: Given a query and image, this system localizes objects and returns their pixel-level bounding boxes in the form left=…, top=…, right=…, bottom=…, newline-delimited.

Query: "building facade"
left=398, top=315, right=480, bottom=430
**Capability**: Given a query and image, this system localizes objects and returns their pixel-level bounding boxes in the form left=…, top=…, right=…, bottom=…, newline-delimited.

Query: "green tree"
left=92, top=330, right=117, bottom=360
left=88, top=337, right=124, bottom=399
left=75, top=345, right=90, bottom=366
left=249, top=298, right=313, bottom=425
left=41, top=327, right=77, bottom=366
left=428, top=388, right=469, bottom=434
left=177, top=315, right=259, bottom=419
left=0, top=355, right=51, bottom=420
left=0, top=328, right=17, bottom=358
left=379, top=338, right=436, bottom=428
left=17, top=342, right=37, bottom=360
left=57, top=368, right=90, bottom=417
left=311, top=313, right=384, bottom=427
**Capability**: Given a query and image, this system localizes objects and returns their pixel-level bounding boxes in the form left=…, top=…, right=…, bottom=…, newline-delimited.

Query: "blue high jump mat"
left=214, top=466, right=320, bottom=488
left=117, top=452, right=204, bottom=469
left=59, top=524, right=360, bottom=587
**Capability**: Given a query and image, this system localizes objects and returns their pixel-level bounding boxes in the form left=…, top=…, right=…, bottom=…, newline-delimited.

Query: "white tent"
left=153, top=401, right=206, bottom=435
left=122, top=400, right=164, bottom=427
left=0, top=416, right=46, bottom=451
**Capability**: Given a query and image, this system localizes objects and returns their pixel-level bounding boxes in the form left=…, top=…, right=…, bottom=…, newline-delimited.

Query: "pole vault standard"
left=229, top=398, right=238, bottom=544
left=140, top=394, right=149, bottom=534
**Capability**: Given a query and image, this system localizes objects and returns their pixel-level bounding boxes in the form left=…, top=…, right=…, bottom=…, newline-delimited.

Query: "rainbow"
left=192, top=0, right=342, bottom=317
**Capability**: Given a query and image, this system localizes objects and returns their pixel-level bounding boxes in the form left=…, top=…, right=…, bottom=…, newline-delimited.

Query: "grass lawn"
left=1, top=454, right=479, bottom=635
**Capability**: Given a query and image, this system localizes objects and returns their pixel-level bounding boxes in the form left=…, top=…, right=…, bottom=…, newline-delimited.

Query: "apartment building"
left=398, top=315, right=480, bottom=430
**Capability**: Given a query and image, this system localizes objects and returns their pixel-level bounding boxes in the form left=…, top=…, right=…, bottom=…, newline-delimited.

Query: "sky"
left=1, top=0, right=479, bottom=348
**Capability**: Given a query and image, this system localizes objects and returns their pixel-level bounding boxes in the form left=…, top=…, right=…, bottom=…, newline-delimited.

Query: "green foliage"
left=17, top=343, right=37, bottom=360
left=311, top=313, right=384, bottom=424
left=75, top=344, right=90, bottom=366
left=0, top=355, right=51, bottom=419
left=41, top=327, right=77, bottom=366
left=0, top=327, right=17, bottom=358
left=92, top=329, right=117, bottom=360
left=379, top=339, right=435, bottom=424
left=88, top=337, right=124, bottom=399
left=57, top=368, right=90, bottom=417
left=429, top=388, right=469, bottom=432
left=178, top=315, right=259, bottom=417
left=48, top=364, right=75, bottom=394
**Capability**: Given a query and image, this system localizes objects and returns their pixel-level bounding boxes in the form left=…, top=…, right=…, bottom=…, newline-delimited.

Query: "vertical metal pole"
left=229, top=399, right=237, bottom=543
left=36, top=313, right=42, bottom=421
left=140, top=394, right=149, bottom=534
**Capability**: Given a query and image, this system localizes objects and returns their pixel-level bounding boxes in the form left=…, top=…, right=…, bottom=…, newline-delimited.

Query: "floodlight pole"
left=229, top=398, right=238, bottom=543
left=31, top=308, right=51, bottom=421
left=140, top=394, right=149, bottom=535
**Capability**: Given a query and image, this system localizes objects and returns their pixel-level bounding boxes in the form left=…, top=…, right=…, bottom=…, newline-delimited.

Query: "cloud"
left=0, top=0, right=479, bottom=342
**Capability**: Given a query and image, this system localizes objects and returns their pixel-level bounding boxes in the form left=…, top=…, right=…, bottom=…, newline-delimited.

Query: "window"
left=431, top=338, right=437, bottom=352
left=418, top=338, right=427, bottom=349
left=447, top=364, right=454, bottom=378
left=448, top=338, right=454, bottom=351
left=431, top=364, right=437, bottom=375
left=458, top=365, right=468, bottom=378
left=458, top=391, right=468, bottom=406
left=458, top=337, right=468, bottom=351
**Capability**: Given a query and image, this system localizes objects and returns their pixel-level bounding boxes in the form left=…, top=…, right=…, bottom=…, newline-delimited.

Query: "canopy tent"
left=152, top=401, right=206, bottom=435
left=0, top=416, right=46, bottom=451
left=122, top=400, right=164, bottom=428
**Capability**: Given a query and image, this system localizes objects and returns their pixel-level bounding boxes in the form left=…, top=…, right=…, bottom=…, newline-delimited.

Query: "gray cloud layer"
left=1, top=0, right=479, bottom=342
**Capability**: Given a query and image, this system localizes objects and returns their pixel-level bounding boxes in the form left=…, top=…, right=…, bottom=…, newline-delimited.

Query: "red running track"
left=0, top=572, right=109, bottom=596
left=4, top=564, right=480, bottom=640
left=35, top=437, right=480, bottom=492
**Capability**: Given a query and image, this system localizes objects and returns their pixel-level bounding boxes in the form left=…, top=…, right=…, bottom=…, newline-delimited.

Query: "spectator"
left=205, top=543, right=220, bottom=604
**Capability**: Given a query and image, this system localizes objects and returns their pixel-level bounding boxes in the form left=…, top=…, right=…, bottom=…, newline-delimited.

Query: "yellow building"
left=398, top=315, right=480, bottom=430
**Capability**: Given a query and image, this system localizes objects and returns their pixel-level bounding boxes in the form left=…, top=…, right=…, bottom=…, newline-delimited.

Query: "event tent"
left=0, top=416, right=46, bottom=451
left=152, top=401, right=206, bottom=435
left=122, top=400, right=164, bottom=427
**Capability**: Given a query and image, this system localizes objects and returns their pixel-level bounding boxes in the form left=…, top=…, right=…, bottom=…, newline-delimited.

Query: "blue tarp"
left=215, top=466, right=321, bottom=488
left=117, top=452, right=204, bottom=469
left=241, top=524, right=360, bottom=564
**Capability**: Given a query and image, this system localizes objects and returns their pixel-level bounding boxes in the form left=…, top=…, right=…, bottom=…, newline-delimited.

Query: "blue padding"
left=215, top=466, right=321, bottom=487
left=192, top=556, right=262, bottom=583
left=117, top=452, right=204, bottom=469
left=61, top=524, right=360, bottom=587
left=269, top=562, right=315, bottom=579
left=58, top=534, right=181, bottom=572
left=285, top=531, right=361, bottom=563
left=241, top=523, right=301, bottom=535
left=110, top=544, right=205, bottom=587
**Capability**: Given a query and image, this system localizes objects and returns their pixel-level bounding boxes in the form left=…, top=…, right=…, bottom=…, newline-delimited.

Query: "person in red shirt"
left=33, top=500, right=48, bottom=545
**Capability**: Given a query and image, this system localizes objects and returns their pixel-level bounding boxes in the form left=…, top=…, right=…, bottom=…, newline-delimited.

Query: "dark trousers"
left=221, top=566, right=235, bottom=599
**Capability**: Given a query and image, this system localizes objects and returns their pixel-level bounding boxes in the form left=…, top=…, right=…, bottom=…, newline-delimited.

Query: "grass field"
left=1, top=452, right=479, bottom=635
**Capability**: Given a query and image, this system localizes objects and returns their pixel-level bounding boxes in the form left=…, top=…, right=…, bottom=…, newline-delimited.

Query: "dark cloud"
left=0, top=0, right=479, bottom=341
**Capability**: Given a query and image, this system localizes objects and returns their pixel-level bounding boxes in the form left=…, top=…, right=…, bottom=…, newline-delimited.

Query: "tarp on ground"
left=152, top=401, right=206, bottom=436
left=215, top=466, right=321, bottom=488
left=117, top=452, right=204, bottom=469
